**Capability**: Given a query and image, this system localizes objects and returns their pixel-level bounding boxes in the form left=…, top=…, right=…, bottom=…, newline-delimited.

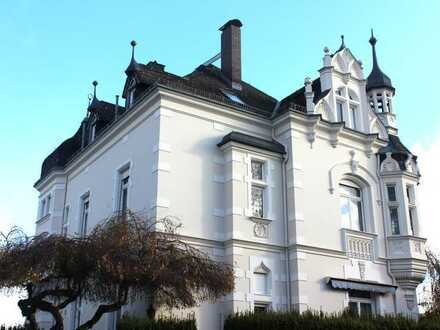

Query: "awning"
left=327, top=277, right=397, bottom=295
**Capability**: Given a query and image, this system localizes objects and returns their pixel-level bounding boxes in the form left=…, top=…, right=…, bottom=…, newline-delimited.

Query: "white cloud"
left=412, top=134, right=440, bottom=253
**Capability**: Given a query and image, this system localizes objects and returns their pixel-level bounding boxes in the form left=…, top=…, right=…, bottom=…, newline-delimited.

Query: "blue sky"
left=1, top=0, right=440, bottom=324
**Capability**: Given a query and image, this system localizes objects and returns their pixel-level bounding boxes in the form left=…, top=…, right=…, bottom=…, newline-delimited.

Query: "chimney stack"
left=219, top=19, right=242, bottom=90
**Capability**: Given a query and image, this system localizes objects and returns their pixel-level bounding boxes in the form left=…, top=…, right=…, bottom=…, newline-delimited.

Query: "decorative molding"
left=328, top=124, right=344, bottom=148
left=150, top=198, right=170, bottom=209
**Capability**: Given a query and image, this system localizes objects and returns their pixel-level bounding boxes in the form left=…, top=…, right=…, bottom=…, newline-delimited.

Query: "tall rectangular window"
left=339, top=184, right=364, bottom=232
left=387, top=185, right=397, bottom=202
left=348, top=105, right=357, bottom=129
left=117, top=167, right=130, bottom=213
left=46, top=195, right=51, bottom=215
left=251, top=186, right=264, bottom=218
left=336, top=102, right=344, bottom=122
left=62, top=206, right=69, bottom=236
left=250, top=160, right=266, bottom=218
left=80, top=196, right=90, bottom=237
left=406, top=185, right=416, bottom=236
left=390, top=207, right=400, bottom=235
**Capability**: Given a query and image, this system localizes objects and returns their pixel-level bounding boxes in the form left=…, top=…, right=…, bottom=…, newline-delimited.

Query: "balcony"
left=341, top=228, right=377, bottom=261
left=387, top=235, right=426, bottom=260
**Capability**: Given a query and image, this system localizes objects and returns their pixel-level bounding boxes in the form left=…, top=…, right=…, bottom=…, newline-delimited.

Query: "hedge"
left=117, top=315, right=197, bottom=330
left=224, top=311, right=440, bottom=330
left=0, top=326, right=25, bottom=330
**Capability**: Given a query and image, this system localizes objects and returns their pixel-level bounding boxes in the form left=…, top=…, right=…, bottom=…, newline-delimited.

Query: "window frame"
left=389, top=207, right=400, bottom=235
left=114, top=162, right=132, bottom=213
left=79, top=194, right=90, bottom=237
left=339, top=182, right=365, bottom=232
left=249, top=158, right=268, bottom=219
left=61, top=205, right=70, bottom=236
left=334, top=87, right=360, bottom=130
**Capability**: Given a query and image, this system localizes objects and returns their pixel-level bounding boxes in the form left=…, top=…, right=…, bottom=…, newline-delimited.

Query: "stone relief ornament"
left=358, top=261, right=366, bottom=281
left=254, top=222, right=268, bottom=238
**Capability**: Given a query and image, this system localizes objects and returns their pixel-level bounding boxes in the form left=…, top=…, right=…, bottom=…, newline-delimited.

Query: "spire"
left=366, top=29, right=394, bottom=93
left=336, top=35, right=346, bottom=52
left=125, top=40, right=140, bottom=75
left=88, top=80, right=100, bottom=110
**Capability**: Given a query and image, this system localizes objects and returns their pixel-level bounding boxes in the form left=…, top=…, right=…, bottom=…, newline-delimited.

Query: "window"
left=335, top=88, right=360, bottom=130
left=339, top=183, right=364, bottom=232
left=62, top=206, right=69, bottom=236
left=387, top=185, right=396, bottom=202
left=128, top=89, right=135, bottom=107
left=251, top=161, right=264, bottom=181
left=347, top=105, right=357, bottom=129
left=390, top=207, right=400, bottom=235
left=80, top=195, right=90, bottom=237
left=250, top=160, right=266, bottom=218
left=251, top=186, right=264, bottom=218
left=348, top=291, right=375, bottom=316
left=377, top=95, right=384, bottom=112
left=406, top=185, right=417, bottom=236
left=119, top=170, right=130, bottom=212
left=336, top=102, right=344, bottom=122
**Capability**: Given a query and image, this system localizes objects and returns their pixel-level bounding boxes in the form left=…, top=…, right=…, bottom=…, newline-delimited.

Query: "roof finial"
left=340, top=35, right=345, bottom=48
left=130, top=40, right=137, bottom=60
left=369, top=29, right=377, bottom=46
left=92, top=80, right=98, bottom=99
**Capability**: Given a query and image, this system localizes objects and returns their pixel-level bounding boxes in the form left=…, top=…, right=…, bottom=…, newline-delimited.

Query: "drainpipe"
left=376, top=155, right=398, bottom=315
left=273, top=127, right=291, bottom=310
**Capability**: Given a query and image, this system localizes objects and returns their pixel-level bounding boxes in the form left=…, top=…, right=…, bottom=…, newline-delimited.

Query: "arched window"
left=339, top=180, right=365, bottom=232
left=334, top=87, right=360, bottom=130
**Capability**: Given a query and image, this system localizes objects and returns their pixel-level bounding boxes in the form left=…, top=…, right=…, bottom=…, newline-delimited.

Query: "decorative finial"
left=304, top=76, right=312, bottom=85
left=323, top=46, right=329, bottom=54
left=92, top=80, right=98, bottom=99
left=340, top=35, right=345, bottom=48
left=369, top=29, right=377, bottom=46
left=130, top=40, right=137, bottom=59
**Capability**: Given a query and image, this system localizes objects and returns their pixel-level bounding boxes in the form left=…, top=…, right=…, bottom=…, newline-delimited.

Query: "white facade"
left=34, top=21, right=427, bottom=329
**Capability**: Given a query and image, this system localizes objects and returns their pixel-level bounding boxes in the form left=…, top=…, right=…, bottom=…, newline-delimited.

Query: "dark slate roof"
left=217, top=131, right=286, bottom=154
left=366, top=33, right=394, bottom=93
left=38, top=100, right=125, bottom=181
left=40, top=128, right=82, bottom=179
left=275, top=78, right=330, bottom=117
left=126, top=62, right=278, bottom=117
left=378, top=135, right=416, bottom=171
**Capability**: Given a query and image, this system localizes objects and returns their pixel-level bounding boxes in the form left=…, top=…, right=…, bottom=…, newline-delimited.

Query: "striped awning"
left=327, top=277, right=397, bottom=294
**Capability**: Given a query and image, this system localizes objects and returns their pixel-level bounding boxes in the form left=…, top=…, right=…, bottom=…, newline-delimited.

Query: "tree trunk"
left=147, top=304, right=156, bottom=320
left=34, top=300, right=64, bottom=330
left=76, top=303, right=122, bottom=330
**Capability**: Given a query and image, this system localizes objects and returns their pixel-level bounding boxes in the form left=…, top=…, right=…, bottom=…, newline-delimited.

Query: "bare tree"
left=425, top=249, right=440, bottom=316
left=0, top=213, right=234, bottom=330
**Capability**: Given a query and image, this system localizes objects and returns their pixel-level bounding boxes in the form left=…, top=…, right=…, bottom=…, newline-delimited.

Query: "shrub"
left=223, top=310, right=436, bottom=330
left=117, top=315, right=197, bottom=330
left=0, top=326, right=25, bottom=330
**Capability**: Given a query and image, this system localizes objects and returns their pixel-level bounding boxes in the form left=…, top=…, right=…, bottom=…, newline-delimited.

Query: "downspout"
left=376, top=155, right=398, bottom=314
left=273, top=125, right=291, bottom=310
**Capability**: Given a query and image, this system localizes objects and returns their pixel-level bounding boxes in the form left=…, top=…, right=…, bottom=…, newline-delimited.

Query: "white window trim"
left=62, top=205, right=70, bottom=236
left=348, top=295, right=376, bottom=316
left=113, top=161, right=133, bottom=213
left=334, top=87, right=360, bottom=130
left=78, top=191, right=91, bottom=237
left=339, top=182, right=365, bottom=232
left=247, top=155, right=271, bottom=219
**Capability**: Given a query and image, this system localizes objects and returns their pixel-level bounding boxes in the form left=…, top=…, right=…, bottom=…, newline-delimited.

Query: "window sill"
left=249, top=216, right=272, bottom=225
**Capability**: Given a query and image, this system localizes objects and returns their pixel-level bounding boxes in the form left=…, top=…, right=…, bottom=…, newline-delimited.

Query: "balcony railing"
left=341, top=228, right=377, bottom=261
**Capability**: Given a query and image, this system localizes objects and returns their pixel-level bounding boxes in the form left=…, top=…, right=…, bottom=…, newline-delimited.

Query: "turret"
left=366, top=30, right=397, bottom=132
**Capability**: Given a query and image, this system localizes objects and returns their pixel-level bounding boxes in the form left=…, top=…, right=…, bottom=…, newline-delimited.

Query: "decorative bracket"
left=328, top=124, right=344, bottom=148
left=305, top=116, right=320, bottom=148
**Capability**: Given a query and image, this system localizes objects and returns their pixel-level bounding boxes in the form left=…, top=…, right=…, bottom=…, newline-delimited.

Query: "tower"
left=366, top=30, right=397, bottom=132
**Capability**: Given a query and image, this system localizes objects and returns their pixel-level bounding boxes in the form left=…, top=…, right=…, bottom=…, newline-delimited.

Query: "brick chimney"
left=219, top=19, right=242, bottom=90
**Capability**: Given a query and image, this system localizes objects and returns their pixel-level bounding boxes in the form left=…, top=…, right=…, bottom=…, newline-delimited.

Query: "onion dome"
left=366, top=30, right=394, bottom=93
